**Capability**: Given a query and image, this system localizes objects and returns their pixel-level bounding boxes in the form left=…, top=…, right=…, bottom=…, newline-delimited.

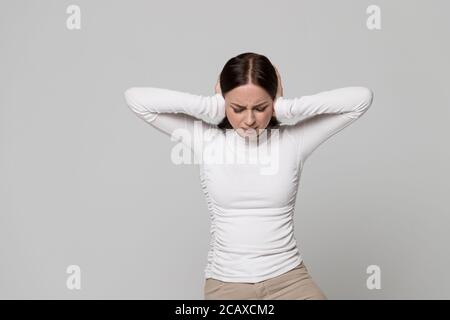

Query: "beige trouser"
left=204, top=261, right=327, bottom=300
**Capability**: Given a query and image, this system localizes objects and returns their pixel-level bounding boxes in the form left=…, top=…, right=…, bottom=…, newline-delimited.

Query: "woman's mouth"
left=241, top=127, right=259, bottom=136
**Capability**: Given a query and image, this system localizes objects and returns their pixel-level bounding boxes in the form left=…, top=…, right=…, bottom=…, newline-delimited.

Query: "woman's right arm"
left=124, top=87, right=226, bottom=142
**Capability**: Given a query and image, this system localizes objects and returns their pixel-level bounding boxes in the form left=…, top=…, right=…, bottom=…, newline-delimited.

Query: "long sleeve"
left=274, top=86, right=374, bottom=164
left=124, top=87, right=226, bottom=148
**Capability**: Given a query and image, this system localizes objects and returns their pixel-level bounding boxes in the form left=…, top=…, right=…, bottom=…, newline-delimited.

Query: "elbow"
left=124, top=87, right=145, bottom=115
left=342, top=87, right=374, bottom=120
left=360, top=87, right=374, bottom=108
left=354, top=87, right=374, bottom=114
left=124, top=87, right=138, bottom=107
left=123, top=87, right=157, bottom=121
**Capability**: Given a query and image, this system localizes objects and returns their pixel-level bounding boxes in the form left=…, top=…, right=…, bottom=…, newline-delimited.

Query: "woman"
left=124, top=52, right=374, bottom=300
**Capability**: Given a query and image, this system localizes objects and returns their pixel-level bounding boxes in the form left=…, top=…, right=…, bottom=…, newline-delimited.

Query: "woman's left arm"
left=274, top=86, right=374, bottom=164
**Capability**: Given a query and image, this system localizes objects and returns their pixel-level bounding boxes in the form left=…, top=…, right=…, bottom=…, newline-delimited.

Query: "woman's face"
left=224, top=83, right=274, bottom=137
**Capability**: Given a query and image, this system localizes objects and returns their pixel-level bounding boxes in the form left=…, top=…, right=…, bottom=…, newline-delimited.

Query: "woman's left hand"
left=273, top=65, right=284, bottom=120
left=274, top=65, right=283, bottom=99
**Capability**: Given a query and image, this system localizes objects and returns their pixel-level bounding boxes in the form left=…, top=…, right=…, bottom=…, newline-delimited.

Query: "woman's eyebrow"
left=230, top=102, right=269, bottom=108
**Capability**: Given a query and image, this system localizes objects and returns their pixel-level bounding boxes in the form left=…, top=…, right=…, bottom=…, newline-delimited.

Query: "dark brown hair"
left=217, top=52, right=281, bottom=130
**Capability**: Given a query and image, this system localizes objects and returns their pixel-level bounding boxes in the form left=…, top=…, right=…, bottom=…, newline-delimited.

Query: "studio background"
left=1, top=0, right=449, bottom=299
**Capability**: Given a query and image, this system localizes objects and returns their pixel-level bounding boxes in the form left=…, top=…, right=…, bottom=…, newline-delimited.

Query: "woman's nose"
left=244, top=111, right=256, bottom=126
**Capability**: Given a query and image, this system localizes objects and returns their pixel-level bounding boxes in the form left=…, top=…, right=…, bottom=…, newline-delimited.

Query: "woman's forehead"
left=226, top=84, right=271, bottom=104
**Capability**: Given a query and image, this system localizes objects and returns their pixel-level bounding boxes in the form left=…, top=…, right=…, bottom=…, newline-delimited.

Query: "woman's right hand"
left=215, top=75, right=222, bottom=95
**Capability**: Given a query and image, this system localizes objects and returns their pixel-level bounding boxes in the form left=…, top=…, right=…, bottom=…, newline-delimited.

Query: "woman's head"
left=217, top=52, right=281, bottom=137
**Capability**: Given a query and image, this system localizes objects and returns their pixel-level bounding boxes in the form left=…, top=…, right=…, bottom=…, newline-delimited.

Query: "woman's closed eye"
left=232, top=106, right=268, bottom=113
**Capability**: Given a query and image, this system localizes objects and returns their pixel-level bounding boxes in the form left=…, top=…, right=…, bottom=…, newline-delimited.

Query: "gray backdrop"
left=1, top=0, right=449, bottom=299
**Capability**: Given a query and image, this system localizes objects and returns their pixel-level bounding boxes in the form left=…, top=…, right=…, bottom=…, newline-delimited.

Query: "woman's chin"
left=235, top=128, right=261, bottom=138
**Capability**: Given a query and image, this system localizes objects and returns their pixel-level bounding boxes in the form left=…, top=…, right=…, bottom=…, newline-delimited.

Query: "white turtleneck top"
left=124, top=85, right=373, bottom=283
